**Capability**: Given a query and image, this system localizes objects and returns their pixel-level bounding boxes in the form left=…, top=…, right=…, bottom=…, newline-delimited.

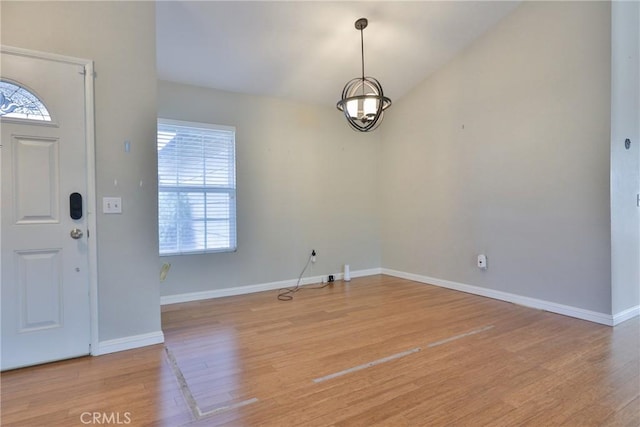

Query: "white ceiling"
left=157, top=1, right=520, bottom=108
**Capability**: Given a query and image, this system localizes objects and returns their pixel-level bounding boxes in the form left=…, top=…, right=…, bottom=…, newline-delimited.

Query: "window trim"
left=157, top=118, right=237, bottom=256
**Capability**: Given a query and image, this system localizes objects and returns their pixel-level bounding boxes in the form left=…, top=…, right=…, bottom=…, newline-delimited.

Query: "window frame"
left=157, top=118, right=237, bottom=256
left=0, top=79, right=53, bottom=122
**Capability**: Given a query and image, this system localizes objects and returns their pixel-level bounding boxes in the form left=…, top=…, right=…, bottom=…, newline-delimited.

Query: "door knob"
left=70, top=228, right=83, bottom=240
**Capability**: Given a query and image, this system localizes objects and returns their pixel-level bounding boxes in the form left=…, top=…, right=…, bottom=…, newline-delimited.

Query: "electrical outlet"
left=477, top=254, right=487, bottom=270
left=311, top=249, right=317, bottom=263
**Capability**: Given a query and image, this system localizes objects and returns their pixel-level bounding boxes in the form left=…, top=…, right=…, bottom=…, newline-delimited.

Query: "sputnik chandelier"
left=336, top=18, right=392, bottom=132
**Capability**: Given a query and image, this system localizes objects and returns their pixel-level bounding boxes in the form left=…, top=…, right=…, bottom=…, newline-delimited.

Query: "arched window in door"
left=0, top=80, right=52, bottom=121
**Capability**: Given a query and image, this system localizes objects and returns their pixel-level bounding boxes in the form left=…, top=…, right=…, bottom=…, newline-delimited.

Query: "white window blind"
left=157, top=118, right=236, bottom=255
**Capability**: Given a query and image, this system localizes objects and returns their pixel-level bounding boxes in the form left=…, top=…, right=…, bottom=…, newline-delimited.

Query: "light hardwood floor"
left=2, top=275, right=639, bottom=426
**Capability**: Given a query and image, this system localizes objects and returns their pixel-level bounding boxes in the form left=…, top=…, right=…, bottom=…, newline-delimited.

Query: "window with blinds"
left=157, top=119, right=237, bottom=255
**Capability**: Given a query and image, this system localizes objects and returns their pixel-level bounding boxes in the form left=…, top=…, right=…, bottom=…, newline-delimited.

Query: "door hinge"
left=87, top=229, right=90, bottom=238
left=79, top=66, right=96, bottom=78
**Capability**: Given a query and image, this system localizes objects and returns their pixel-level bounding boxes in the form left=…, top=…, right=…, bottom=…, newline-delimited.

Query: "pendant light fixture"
left=337, top=18, right=391, bottom=132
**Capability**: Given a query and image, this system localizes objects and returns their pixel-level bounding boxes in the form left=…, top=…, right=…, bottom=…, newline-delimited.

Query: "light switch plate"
left=103, top=197, right=122, bottom=214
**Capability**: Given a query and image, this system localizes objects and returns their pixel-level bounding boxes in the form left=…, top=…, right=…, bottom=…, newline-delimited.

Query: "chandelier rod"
left=360, top=25, right=365, bottom=81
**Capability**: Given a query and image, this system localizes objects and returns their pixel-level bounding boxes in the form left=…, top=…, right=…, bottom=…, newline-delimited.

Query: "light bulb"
left=363, top=95, right=377, bottom=116
left=346, top=99, right=358, bottom=118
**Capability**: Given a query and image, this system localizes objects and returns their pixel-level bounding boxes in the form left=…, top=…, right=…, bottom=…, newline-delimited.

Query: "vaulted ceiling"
left=157, top=1, right=520, bottom=108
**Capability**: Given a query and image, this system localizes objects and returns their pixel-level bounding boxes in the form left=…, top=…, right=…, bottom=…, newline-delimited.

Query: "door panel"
left=16, top=249, right=63, bottom=331
left=13, top=136, right=59, bottom=223
left=1, top=49, right=91, bottom=370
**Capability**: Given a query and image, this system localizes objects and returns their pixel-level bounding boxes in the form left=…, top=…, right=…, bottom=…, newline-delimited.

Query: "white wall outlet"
left=103, top=197, right=122, bottom=214
left=477, top=254, right=488, bottom=270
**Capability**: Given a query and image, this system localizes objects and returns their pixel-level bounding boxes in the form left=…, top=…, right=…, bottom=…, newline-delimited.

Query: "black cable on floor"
left=277, top=254, right=332, bottom=301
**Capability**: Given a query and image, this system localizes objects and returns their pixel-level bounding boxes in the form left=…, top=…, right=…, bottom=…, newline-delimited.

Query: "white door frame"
left=1, top=45, right=99, bottom=356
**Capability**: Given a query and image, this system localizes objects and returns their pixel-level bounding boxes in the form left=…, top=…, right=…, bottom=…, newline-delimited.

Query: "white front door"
left=1, top=48, right=92, bottom=370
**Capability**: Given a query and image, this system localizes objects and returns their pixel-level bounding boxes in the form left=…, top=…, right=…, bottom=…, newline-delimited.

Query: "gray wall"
left=157, top=81, right=381, bottom=296
left=611, top=1, right=640, bottom=315
left=2, top=0, right=628, bottom=349
left=380, top=1, right=613, bottom=314
left=2, top=2, right=162, bottom=341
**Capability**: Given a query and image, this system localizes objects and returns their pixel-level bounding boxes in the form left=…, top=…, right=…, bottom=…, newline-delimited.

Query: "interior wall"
left=611, top=0, right=640, bottom=315
left=380, top=1, right=612, bottom=314
left=1, top=2, right=161, bottom=341
left=158, top=81, right=381, bottom=296
left=2, top=0, right=624, bottom=343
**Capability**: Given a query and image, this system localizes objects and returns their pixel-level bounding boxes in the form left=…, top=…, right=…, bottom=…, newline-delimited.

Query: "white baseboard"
left=381, top=268, right=620, bottom=326
left=93, top=330, right=165, bottom=356
left=160, top=267, right=383, bottom=305
left=343, top=267, right=383, bottom=280
left=612, top=305, right=640, bottom=326
left=159, top=265, right=638, bottom=327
